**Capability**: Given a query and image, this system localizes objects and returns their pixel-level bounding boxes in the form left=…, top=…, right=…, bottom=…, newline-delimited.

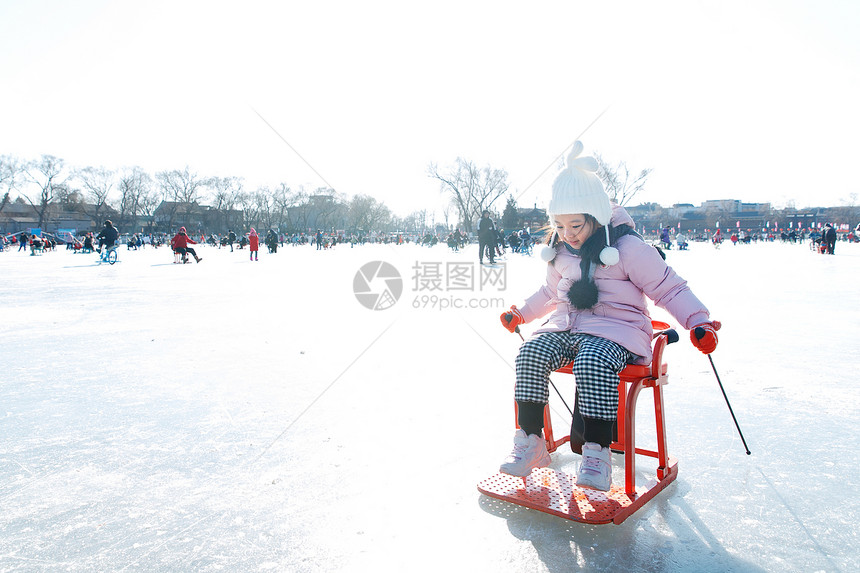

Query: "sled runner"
left=477, top=322, right=678, bottom=525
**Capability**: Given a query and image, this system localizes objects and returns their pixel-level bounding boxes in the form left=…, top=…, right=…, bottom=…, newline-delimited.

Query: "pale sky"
left=2, top=0, right=859, bottom=219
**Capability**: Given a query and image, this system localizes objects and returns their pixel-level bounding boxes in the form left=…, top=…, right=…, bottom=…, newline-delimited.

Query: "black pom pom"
left=567, top=278, right=599, bottom=310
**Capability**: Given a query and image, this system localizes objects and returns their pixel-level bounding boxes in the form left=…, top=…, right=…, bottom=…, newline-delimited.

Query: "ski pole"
left=507, top=320, right=572, bottom=416
left=514, top=324, right=524, bottom=342
left=694, top=327, right=751, bottom=455
left=548, top=379, right=573, bottom=416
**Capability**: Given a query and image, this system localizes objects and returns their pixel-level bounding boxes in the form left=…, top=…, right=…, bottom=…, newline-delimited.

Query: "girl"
left=499, top=141, right=720, bottom=491
left=248, top=228, right=259, bottom=261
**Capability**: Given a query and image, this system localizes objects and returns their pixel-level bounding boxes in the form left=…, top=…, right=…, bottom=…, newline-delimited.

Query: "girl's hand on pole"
left=500, top=305, right=525, bottom=334
left=691, top=320, right=721, bottom=354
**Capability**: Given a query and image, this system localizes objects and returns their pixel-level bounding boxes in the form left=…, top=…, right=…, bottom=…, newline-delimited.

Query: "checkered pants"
left=514, top=331, right=633, bottom=421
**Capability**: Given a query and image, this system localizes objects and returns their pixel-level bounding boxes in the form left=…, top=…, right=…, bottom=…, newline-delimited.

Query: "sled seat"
left=538, top=322, right=676, bottom=498
left=173, top=249, right=190, bottom=264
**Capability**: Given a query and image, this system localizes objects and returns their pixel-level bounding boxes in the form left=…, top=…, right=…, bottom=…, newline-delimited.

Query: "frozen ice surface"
left=1, top=240, right=858, bottom=572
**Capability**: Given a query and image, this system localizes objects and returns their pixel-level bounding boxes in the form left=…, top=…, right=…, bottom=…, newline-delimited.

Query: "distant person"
left=266, top=229, right=278, bottom=253
left=494, top=228, right=506, bottom=258
left=227, top=229, right=237, bottom=252
left=17, top=232, right=28, bottom=252
left=519, top=229, right=533, bottom=254
left=478, top=210, right=496, bottom=265
left=248, top=228, right=259, bottom=261
left=660, top=227, right=672, bottom=249
left=508, top=230, right=521, bottom=253
left=29, top=234, right=43, bottom=255
left=712, top=228, right=722, bottom=247
left=446, top=232, right=460, bottom=252
left=96, top=220, right=119, bottom=253
left=170, top=226, right=202, bottom=263
left=823, top=223, right=837, bottom=255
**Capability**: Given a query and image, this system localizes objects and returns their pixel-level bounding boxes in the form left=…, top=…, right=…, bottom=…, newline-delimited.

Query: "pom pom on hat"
left=547, top=141, right=611, bottom=226
left=540, top=230, right=558, bottom=262
left=599, top=226, right=619, bottom=266
left=540, top=244, right=557, bottom=262
left=600, top=246, right=620, bottom=266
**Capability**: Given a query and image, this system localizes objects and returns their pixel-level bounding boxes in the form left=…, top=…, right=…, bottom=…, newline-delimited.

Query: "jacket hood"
left=609, top=203, right=635, bottom=229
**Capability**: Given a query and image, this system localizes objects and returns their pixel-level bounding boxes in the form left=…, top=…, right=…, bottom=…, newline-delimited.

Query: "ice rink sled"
left=478, top=323, right=678, bottom=525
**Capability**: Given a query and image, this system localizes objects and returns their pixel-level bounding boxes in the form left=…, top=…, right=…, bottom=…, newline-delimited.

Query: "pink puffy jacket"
left=518, top=205, right=710, bottom=364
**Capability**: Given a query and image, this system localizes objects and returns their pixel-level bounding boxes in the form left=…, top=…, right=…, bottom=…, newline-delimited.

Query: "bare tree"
left=252, top=186, right=275, bottom=230
left=428, top=158, right=509, bottom=232
left=22, top=155, right=70, bottom=229
left=54, top=184, right=84, bottom=208
left=138, top=187, right=161, bottom=234
left=311, top=187, right=345, bottom=231
left=209, top=176, right=244, bottom=232
left=595, top=153, right=652, bottom=206
left=1, top=155, right=24, bottom=215
left=348, top=194, right=391, bottom=233
left=441, top=201, right=454, bottom=231
left=117, top=167, right=152, bottom=232
left=237, top=190, right=256, bottom=230
left=396, top=209, right=431, bottom=233
left=155, top=166, right=208, bottom=230
left=77, top=166, right=116, bottom=222
left=288, top=187, right=312, bottom=232
left=162, top=166, right=208, bottom=204
left=271, top=183, right=300, bottom=231
left=416, top=209, right=430, bottom=232
left=827, top=193, right=860, bottom=227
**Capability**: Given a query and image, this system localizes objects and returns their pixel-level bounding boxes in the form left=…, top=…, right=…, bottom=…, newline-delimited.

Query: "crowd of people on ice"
left=3, top=219, right=859, bottom=259
left=640, top=223, right=858, bottom=255
left=0, top=231, right=59, bottom=254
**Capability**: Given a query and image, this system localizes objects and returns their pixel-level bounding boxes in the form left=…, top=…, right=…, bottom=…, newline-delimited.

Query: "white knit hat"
left=547, top=141, right=611, bottom=224
left=541, top=141, right=619, bottom=266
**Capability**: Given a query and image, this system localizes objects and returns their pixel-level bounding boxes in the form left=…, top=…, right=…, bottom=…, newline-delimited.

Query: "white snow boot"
left=576, top=442, right=612, bottom=491
left=499, top=429, right=551, bottom=477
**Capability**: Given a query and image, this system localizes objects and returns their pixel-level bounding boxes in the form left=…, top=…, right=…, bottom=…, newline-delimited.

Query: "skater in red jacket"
left=171, top=227, right=202, bottom=263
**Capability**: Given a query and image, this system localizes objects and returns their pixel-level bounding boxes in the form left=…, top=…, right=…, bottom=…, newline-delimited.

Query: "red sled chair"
left=477, top=321, right=679, bottom=525
left=173, top=249, right=191, bottom=264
